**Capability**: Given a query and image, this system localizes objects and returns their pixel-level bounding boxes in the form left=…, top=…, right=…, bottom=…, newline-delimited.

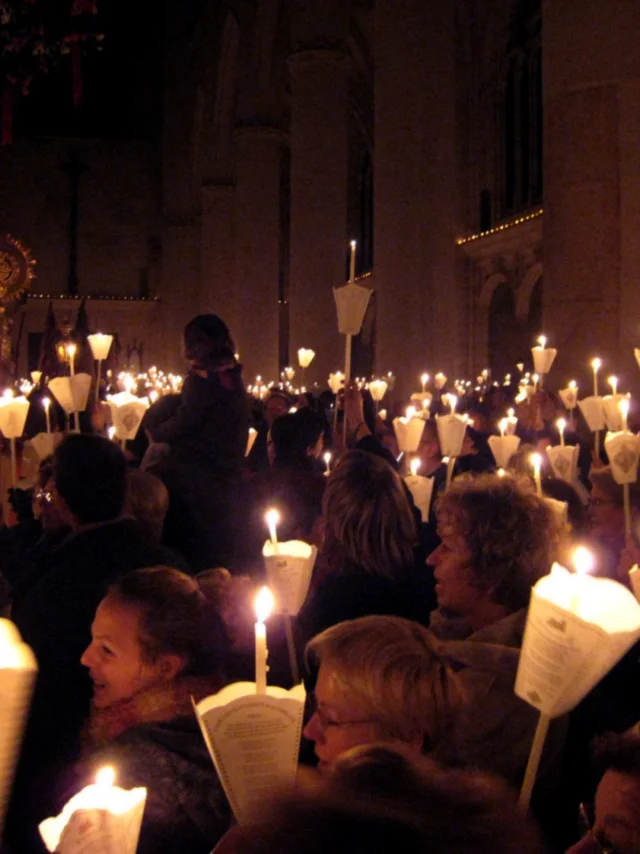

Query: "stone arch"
left=479, top=272, right=508, bottom=309
left=515, top=260, right=542, bottom=320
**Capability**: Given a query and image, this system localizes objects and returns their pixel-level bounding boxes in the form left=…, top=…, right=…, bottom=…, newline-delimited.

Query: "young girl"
left=73, top=566, right=231, bottom=853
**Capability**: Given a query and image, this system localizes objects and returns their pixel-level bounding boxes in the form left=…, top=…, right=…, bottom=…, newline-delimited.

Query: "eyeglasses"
left=34, top=489, right=53, bottom=504
left=313, top=706, right=377, bottom=732
left=578, top=803, right=618, bottom=854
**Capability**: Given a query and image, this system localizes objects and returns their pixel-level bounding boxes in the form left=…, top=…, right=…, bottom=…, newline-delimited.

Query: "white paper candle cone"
left=392, top=416, right=426, bottom=453
left=48, top=374, right=92, bottom=415
left=604, top=432, right=640, bottom=485
left=488, top=435, right=521, bottom=469
left=297, top=348, right=315, bottom=369
left=30, top=370, right=42, bottom=385
left=333, top=283, right=373, bottom=336
left=30, top=432, right=64, bottom=461
left=0, top=396, right=30, bottom=439
left=107, top=392, right=150, bottom=440
left=531, top=347, right=557, bottom=375
left=39, top=773, right=147, bottom=854
left=404, top=474, right=435, bottom=523
left=601, top=394, right=629, bottom=433
left=328, top=372, right=345, bottom=395
left=369, top=380, right=389, bottom=402
left=194, top=682, right=305, bottom=824
left=544, top=497, right=568, bottom=526
left=515, top=563, right=640, bottom=718
left=578, top=396, right=606, bottom=432
left=559, top=386, right=579, bottom=411
left=434, top=373, right=447, bottom=390
left=246, top=428, right=258, bottom=457
left=0, top=620, right=37, bottom=837
left=410, top=391, right=432, bottom=409
left=87, top=333, right=114, bottom=362
left=435, top=413, right=468, bottom=459
left=262, top=541, right=318, bottom=616
left=546, top=445, right=580, bottom=484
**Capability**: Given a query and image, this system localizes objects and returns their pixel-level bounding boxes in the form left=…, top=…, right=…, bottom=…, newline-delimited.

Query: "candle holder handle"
left=519, top=712, right=551, bottom=810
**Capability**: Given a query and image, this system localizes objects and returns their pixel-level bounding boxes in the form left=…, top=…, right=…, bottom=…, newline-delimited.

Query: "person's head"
left=303, top=616, right=459, bottom=770
left=33, top=457, right=67, bottom=532
left=322, top=451, right=417, bottom=578
left=264, top=391, right=290, bottom=428
left=542, top=477, right=588, bottom=535
left=53, top=434, right=127, bottom=528
left=270, top=409, right=325, bottom=469
left=183, top=313, right=235, bottom=369
left=567, top=730, right=640, bottom=854
left=219, top=748, right=542, bottom=854
left=417, top=419, right=442, bottom=467
left=124, top=469, right=169, bottom=544
left=81, top=567, right=225, bottom=709
left=428, top=473, right=560, bottom=629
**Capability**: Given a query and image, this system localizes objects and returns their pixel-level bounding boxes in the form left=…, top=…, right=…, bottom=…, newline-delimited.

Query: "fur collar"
left=83, top=673, right=223, bottom=750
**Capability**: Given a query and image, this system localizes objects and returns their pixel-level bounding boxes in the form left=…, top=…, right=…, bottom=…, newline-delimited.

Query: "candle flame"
left=557, top=417, right=566, bottom=432
left=572, top=546, right=594, bottom=577
left=410, top=458, right=421, bottom=476
left=350, top=239, right=357, bottom=249
left=66, top=343, right=77, bottom=357
left=569, top=379, right=577, bottom=390
left=497, top=468, right=506, bottom=478
left=96, top=767, right=115, bottom=788
left=421, top=373, right=429, bottom=385
left=42, top=397, right=50, bottom=410
left=448, top=394, right=457, bottom=413
left=255, top=586, right=275, bottom=623
left=405, top=406, right=417, bottom=420
left=530, top=452, right=542, bottom=473
left=620, top=397, right=630, bottom=419
left=323, top=451, right=332, bottom=467
left=608, top=375, right=618, bottom=394
left=265, top=508, right=280, bottom=529
left=591, top=357, right=602, bottom=372
left=537, top=335, right=547, bottom=349
left=499, top=417, right=508, bottom=435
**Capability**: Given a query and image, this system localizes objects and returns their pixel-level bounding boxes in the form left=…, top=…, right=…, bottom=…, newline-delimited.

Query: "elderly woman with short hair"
left=303, top=615, right=460, bottom=770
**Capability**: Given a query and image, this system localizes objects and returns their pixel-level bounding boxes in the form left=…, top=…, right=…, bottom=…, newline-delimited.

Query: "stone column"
left=373, top=0, right=457, bottom=399
left=201, top=182, right=235, bottom=323
left=232, top=126, right=283, bottom=381
left=288, top=48, right=348, bottom=385
left=543, top=1, right=640, bottom=385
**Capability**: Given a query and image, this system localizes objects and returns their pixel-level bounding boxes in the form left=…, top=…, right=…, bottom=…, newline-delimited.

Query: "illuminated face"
left=81, top=597, right=170, bottom=710
left=427, top=524, right=480, bottom=617
left=303, top=665, right=380, bottom=772
left=566, top=770, right=640, bottom=854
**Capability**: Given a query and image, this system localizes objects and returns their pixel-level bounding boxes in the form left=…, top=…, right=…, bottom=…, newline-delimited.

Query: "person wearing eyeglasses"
left=302, top=615, right=461, bottom=771
left=566, top=730, right=640, bottom=854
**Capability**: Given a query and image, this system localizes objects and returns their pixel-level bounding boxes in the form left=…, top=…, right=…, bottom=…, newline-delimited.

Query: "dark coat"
left=77, top=717, right=231, bottom=854
left=150, top=365, right=250, bottom=570
left=6, top=519, right=189, bottom=851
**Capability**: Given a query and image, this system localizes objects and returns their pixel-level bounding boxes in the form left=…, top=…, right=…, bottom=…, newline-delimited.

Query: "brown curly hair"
left=434, top=473, right=561, bottom=611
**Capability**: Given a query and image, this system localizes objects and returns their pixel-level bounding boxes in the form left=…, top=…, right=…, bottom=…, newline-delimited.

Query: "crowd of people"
left=2, top=312, right=640, bottom=854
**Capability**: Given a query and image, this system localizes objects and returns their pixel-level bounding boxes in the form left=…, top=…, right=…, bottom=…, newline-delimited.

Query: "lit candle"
left=421, top=373, right=429, bottom=393
left=591, top=358, right=601, bottom=397
left=410, top=457, right=421, bottom=477
left=620, top=397, right=630, bottom=433
left=531, top=452, right=543, bottom=497
left=43, top=397, right=51, bottom=434
left=537, top=334, right=547, bottom=349
left=349, top=240, right=356, bottom=283
left=570, top=546, right=595, bottom=611
left=448, top=394, right=457, bottom=414
left=323, top=451, right=332, bottom=476
left=532, top=373, right=539, bottom=393
left=38, top=766, right=147, bottom=854
left=499, top=417, right=507, bottom=437
left=608, top=375, right=618, bottom=396
left=265, top=508, right=280, bottom=554
left=66, top=343, right=77, bottom=377
left=497, top=468, right=506, bottom=478
left=406, top=406, right=417, bottom=420
left=108, top=425, right=116, bottom=441
left=254, top=586, right=274, bottom=695
left=557, top=417, right=566, bottom=447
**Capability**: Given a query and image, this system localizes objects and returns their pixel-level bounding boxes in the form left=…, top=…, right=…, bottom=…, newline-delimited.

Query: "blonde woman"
left=297, top=450, right=432, bottom=650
